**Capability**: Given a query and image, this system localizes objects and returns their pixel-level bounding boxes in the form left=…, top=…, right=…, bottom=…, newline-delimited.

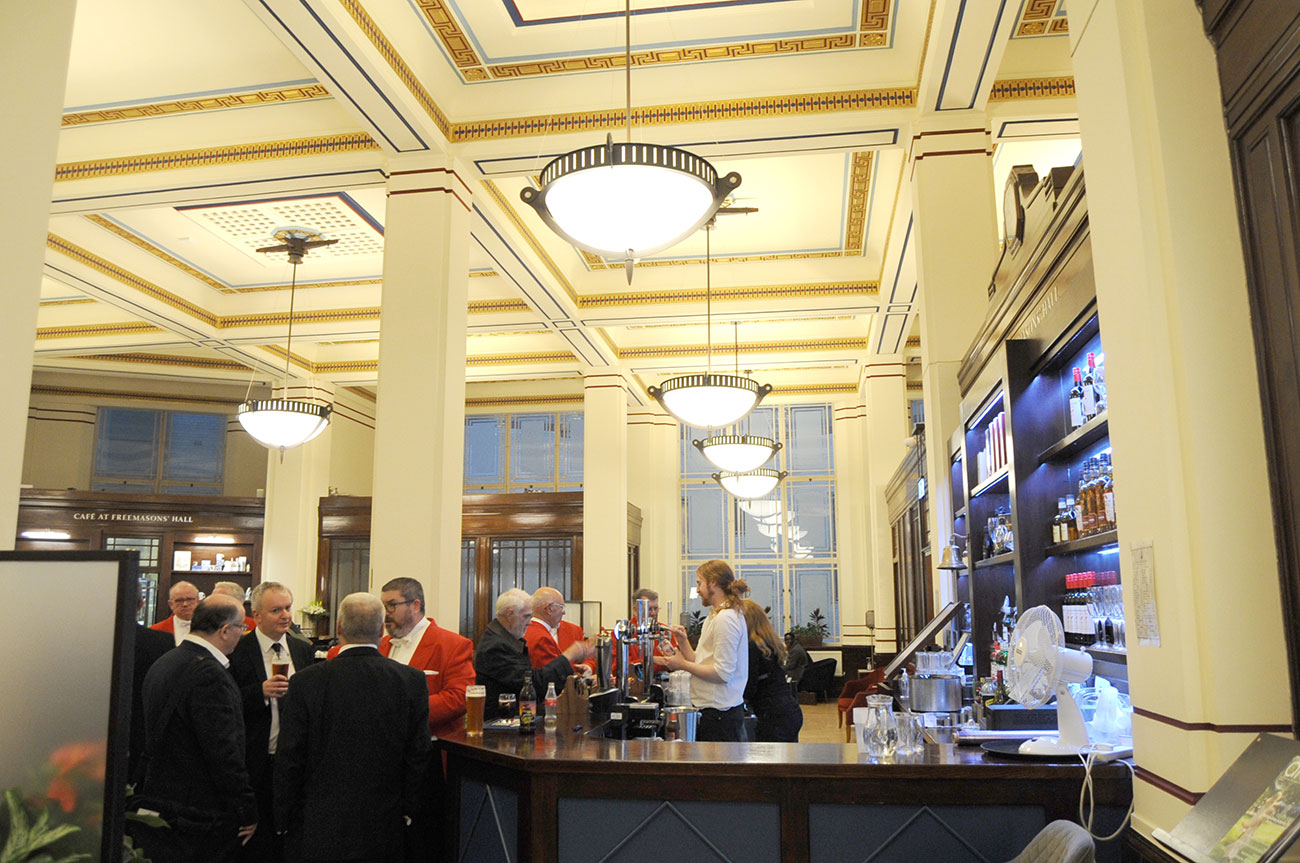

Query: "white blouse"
left=690, top=606, right=748, bottom=711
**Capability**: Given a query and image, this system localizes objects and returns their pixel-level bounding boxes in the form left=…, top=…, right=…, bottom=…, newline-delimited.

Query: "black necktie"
left=272, top=642, right=282, bottom=665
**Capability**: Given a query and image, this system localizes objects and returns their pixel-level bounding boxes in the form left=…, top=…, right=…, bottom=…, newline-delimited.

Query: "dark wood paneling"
left=1205, top=0, right=1300, bottom=733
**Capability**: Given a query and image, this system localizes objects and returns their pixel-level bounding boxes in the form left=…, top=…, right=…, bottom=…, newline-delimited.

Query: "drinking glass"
left=465, top=685, right=486, bottom=735
left=498, top=692, right=517, bottom=719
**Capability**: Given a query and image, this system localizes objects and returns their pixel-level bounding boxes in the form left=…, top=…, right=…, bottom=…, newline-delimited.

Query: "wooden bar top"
left=435, top=726, right=1133, bottom=782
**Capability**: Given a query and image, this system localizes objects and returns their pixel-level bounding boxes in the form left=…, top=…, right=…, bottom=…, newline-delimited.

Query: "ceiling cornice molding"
left=85, top=214, right=233, bottom=294
left=31, top=384, right=244, bottom=407
left=62, top=83, right=331, bottom=127
left=469, top=298, right=530, bottom=314
left=987, top=76, right=1075, bottom=101
left=578, top=281, right=878, bottom=309
left=621, top=337, right=868, bottom=360
left=582, top=249, right=851, bottom=271
left=465, top=394, right=584, bottom=407
left=772, top=383, right=858, bottom=396
left=66, top=352, right=248, bottom=371
left=467, top=351, right=577, bottom=366
left=36, top=322, right=164, bottom=340
left=339, top=0, right=452, bottom=135
left=449, top=87, right=915, bottom=143
left=844, top=151, right=874, bottom=255
left=54, top=132, right=380, bottom=182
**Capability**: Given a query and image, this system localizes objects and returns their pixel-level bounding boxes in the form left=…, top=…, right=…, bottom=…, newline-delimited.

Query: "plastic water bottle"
left=543, top=681, right=558, bottom=732
left=898, top=669, right=910, bottom=713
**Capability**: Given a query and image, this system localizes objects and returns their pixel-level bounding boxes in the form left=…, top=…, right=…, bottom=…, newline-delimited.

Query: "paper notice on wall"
left=1131, top=541, right=1160, bottom=647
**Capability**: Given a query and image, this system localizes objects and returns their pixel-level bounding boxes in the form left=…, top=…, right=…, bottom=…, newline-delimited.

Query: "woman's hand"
left=660, top=651, right=685, bottom=672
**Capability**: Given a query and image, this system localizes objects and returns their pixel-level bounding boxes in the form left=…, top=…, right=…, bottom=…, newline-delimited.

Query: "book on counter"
left=1153, top=734, right=1300, bottom=863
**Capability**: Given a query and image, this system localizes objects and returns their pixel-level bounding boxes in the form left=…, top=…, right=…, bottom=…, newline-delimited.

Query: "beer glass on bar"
left=466, top=685, right=486, bottom=736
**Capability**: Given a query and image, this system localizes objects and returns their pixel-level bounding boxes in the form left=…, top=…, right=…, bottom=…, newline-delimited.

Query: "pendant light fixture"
left=519, top=0, right=741, bottom=282
left=236, top=229, right=334, bottom=452
left=692, top=321, right=780, bottom=470
left=713, top=468, right=788, bottom=500
left=648, top=224, right=771, bottom=428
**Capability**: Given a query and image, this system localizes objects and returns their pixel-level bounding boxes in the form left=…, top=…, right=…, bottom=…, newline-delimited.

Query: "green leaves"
left=0, top=789, right=90, bottom=863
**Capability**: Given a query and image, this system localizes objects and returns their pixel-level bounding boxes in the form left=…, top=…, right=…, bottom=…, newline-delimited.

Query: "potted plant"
left=299, top=599, right=327, bottom=637
left=788, top=608, right=830, bottom=648
left=684, top=610, right=705, bottom=649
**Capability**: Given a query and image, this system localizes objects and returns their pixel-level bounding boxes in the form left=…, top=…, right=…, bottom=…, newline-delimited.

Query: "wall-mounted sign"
left=71, top=512, right=195, bottom=524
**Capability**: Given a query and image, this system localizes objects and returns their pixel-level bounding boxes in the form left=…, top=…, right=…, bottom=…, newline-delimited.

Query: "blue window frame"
left=93, top=408, right=225, bottom=495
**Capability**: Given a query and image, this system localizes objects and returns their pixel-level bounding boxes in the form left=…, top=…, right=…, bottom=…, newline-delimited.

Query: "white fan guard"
left=1005, top=606, right=1093, bottom=708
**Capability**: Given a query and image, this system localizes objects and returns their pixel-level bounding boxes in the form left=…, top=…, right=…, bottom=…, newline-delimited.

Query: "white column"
left=583, top=373, right=629, bottom=628
left=862, top=360, right=910, bottom=651
left=0, top=1, right=77, bottom=546
left=1069, top=0, right=1288, bottom=834
left=370, top=157, right=471, bottom=622
left=627, top=406, right=679, bottom=616
left=832, top=400, right=867, bottom=638
left=261, top=384, right=334, bottom=606
left=910, top=116, right=1000, bottom=589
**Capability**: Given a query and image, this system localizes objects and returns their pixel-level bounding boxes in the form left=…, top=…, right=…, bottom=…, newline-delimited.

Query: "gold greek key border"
left=620, top=337, right=868, bottom=360
left=862, top=0, right=891, bottom=32
left=987, top=76, right=1075, bottom=101
left=31, top=384, right=243, bottom=407
left=905, top=335, right=921, bottom=347
left=580, top=281, right=878, bottom=309
left=62, top=84, right=331, bottom=127
left=339, top=0, right=451, bottom=135
left=55, top=133, right=380, bottom=182
left=466, top=394, right=584, bottom=407
left=218, top=307, right=380, bottom=329
left=845, top=151, right=873, bottom=255
left=85, top=214, right=233, bottom=294
left=412, top=0, right=480, bottom=69
left=479, top=180, right=578, bottom=302
left=469, top=298, right=530, bottom=314
left=37, top=322, right=164, bottom=340
left=47, top=234, right=218, bottom=325
left=450, top=87, right=915, bottom=142
left=1014, top=0, right=1068, bottom=38
left=467, top=351, right=576, bottom=366
left=314, top=359, right=379, bottom=373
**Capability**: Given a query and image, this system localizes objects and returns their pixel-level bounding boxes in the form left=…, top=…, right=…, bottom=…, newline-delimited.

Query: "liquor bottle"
left=1082, top=353, right=1099, bottom=420
left=1099, top=453, right=1116, bottom=531
left=1093, top=353, right=1108, bottom=413
left=518, top=671, right=537, bottom=734
left=543, top=681, right=558, bottom=732
left=1081, top=460, right=1097, bottom=536
left=1069, top=367, right=1085, bottom=429
left=1052, top=497, right=1067, bottom=543
left=1065, top=495, right=1079, bottom=541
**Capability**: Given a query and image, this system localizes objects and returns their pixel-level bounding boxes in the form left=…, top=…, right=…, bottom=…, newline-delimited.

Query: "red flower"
left=45, top=741, right=107, bottom=812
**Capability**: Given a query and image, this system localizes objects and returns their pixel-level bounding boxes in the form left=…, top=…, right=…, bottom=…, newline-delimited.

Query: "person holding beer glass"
left=229, top=581, right=314, bottom=863
left=660, top=560, right=750, bottom=741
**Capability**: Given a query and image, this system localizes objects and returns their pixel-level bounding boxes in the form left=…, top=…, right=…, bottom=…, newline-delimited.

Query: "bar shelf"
left=1044, top=530, right=1119, bottom=556
left=1038, top=412, right=1109, bottom=464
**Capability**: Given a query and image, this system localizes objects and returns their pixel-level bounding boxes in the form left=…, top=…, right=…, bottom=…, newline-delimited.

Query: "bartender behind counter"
left=661, top=560, right=749, bottom=741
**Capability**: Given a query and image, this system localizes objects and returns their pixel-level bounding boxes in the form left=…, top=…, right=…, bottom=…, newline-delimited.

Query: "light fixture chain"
left=284, top=259, right=298, bottom=384
left=706, top=224, right=712, bottom=378
left=625, top=0, right=632, bottom=144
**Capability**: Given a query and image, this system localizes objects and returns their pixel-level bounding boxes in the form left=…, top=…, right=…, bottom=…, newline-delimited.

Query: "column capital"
left=910, top=118, right=992, bottom=173
left=385, top=154, right=473, bottom=211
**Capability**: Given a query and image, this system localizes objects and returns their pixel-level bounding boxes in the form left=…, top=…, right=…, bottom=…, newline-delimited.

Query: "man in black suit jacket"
left=275, top=592, right=430, bottom=863
left=474, top=588, right=593, bottom=718
left=140, top=595, right=257, bottom=863
left=228, top=581, right=315, bottom=863
left=130, top=587, right=175, bottom=785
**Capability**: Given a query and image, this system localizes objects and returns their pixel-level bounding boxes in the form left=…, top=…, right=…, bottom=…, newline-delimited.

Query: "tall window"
left=463, top=411, right=583, bottom=492
left=92, top=408, right=226, bottom=496
left=680, top=403, right=840, bottom=638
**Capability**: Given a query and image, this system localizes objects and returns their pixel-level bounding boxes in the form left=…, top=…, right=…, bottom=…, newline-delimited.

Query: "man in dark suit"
left=140, top=594, right=257, bottom=862
left=275, top=592, right=431, bottom=863
left=130, top=584, right=175, bottom=785
left=475, top=588, right=593, bottom=719
left=228, top=581, right=314, bottom=863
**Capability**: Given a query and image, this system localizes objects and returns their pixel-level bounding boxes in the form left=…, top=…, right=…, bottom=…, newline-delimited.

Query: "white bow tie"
left=390, top=636, right=410, bottom=648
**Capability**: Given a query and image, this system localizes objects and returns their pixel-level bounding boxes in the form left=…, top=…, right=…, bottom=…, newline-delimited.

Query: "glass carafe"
left=862, top=694, right=898, bottom=758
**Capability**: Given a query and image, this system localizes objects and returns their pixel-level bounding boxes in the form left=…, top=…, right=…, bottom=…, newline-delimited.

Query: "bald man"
left=524, top=587, right=594, bottom=676
left=150, top=580, right=200, bottom=646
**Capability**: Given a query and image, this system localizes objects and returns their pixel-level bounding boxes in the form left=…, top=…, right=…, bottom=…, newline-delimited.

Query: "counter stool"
left=1005, top=820, right=1095, bottom=863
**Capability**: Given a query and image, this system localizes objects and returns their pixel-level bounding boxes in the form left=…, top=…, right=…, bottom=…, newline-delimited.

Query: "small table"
left=807, top=642, right=875, bottom=680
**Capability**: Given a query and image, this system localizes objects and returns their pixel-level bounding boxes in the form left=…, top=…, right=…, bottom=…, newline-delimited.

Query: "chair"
left=799, top=658, right=837, bottom=702
left=1004, top=820, right=1095, bottom=863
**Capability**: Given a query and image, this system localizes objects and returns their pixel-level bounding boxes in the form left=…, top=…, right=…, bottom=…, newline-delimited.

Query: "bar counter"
left=435, top=727, right=1133, bottom=863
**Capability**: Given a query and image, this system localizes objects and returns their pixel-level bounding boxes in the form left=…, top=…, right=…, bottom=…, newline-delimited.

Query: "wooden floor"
left=796, top=700, right=847, bottom=744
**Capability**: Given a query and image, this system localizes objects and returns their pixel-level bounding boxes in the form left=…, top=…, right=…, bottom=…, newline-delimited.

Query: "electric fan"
left=1004, top=605, right=1132, bottom=758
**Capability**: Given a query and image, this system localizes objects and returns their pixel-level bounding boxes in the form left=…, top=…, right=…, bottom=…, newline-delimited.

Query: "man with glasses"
left=524, top=587, right=594, bottom=675
left=151, top=580, right=200, bottom=646
left=375, top=577, right=475, bottom=737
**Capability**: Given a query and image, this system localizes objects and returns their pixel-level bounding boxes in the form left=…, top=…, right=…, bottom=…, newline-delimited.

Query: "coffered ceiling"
left=38, top=0, right=1081, bottom=407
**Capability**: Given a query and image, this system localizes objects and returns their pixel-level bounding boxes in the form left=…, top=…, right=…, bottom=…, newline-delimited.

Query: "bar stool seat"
left=1005, top=820, right=1095, bottom=863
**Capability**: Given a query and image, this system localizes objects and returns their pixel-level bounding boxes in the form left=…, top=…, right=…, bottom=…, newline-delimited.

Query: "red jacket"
left=150, top=614, right=253, bottom=634
left=525, top=619, right=594, bottom=674
left=327, top=618, right=475, bottom=736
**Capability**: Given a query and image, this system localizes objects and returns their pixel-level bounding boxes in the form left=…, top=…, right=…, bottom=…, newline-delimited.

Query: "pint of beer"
left=466, top=685, right=486, bottom=735
left=270, top=662, right=290, bottom=679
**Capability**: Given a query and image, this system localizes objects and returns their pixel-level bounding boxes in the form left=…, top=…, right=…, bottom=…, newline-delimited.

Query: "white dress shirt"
left=255, top=628, right=296, bottom=754
left=182, top=633, right=230, bottom=668
left=170, top=616, right=192, bottom=646
left=386, top=616, right=430, bottom=665
left=689, top=606, right=748, bottom=711
left=530, top=616, right=559, bottom=644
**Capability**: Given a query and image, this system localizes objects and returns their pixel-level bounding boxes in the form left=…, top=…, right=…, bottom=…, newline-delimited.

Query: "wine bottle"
left=1082, top=352, right=1099, bottom=420
left=1069, top=367, right=1085, bottom=429
left=518, top=671, right=537, bottom=734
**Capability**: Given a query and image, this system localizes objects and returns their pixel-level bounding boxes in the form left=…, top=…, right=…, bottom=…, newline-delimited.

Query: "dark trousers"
left=698, top=705, right=746, bottom=741
left=240, top=757, right=281, bottom=863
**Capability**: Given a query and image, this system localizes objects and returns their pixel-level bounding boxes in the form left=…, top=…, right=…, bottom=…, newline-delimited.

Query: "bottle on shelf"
left=1065, top=495, right=1079, bottom=541
left=1081, top=459, right=1098, bottom=536
left=1051, top=497, right=1067, bottom=544
left=1082, top=352, right=1099, bottom=421
left=1093, top=353, right=1108, bottom=413
left=543, top=681, right=558, bottom=732
left=518, top=671, right=537, bottom=734
left=1099, top=453, right=1116, bottom=532
left=1069, top=367, right=1086, bottom=429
